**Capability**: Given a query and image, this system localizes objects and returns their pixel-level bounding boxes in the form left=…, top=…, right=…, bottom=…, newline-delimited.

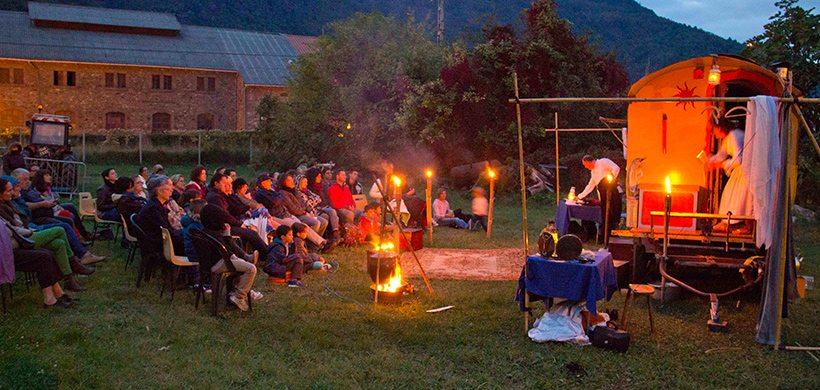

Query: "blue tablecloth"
left=555, top=201, right=602, bottom=235
left=515, top=250, right=618, bottom=315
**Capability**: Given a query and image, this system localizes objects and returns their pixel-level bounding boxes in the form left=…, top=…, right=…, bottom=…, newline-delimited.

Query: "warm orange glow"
left=488, top=169, right=495, bottom=178
left=697, top=150, right=704, bottom=159
left=426, top=170, right=432, bottom=178
left=606, top=174, right=613, bottom=183
left=665, top=176, right=672, bottom=194
left=568, top=193, right=575, bottom=201
left=347, top=123, right=351, bottom=129
left=392, top=176, right=401, bottom=186
left=376, top=262, right=403, bottom=292
left=373, top=242, right=394, bottom=251
left=708, top=65, right=721, bottom=85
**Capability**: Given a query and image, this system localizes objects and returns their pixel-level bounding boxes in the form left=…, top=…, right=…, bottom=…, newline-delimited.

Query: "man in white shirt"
left=577, top=155, right=622, bottom=240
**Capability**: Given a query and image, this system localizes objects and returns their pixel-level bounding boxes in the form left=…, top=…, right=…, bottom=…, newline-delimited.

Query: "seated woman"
left=3, top=222, right=73, bottom=308
left=185, top=165, right=209, bottom=198
left=432, top=190, right=468, bottom=229
left=0, top=177, right=91, bottom=292
left=28, top=169, right=96, bottom=240
left=113, top=177, right=147, bottom=223
left=170, top=174, right=186, bottom=203
left=304, top=169, right=340, bottom=239
left=96, top=168, right=119, bottom=221
left=278, top=172, right=329, bottom=238
left=136, top=175, right=185, bottom=257
left=133, top=175, right=148, bottom=200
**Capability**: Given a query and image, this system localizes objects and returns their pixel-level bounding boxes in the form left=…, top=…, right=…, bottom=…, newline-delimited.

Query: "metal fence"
left=22, top=157, right=87, bottom=196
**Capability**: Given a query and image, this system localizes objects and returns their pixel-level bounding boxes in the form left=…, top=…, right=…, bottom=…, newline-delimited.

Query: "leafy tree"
left=742, top=0, right=820, bottom=209
left=397, top=0, right=629, bottom=169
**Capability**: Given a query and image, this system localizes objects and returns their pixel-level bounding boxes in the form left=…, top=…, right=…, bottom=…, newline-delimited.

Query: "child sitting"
left=358, top=202, right=381, bottom=243
left=292, top=222, right=332, bottom=272
left=181, top=199, right=206, bottom=265
left=265, top=225, right=306, bottom=287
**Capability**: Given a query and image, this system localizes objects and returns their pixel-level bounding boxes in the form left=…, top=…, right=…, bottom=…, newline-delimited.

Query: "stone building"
left=0, top=2, right=316, bottom=133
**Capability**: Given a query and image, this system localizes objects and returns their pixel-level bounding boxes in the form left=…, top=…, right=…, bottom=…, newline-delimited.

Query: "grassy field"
left=1, top=163, right=818, bottom=389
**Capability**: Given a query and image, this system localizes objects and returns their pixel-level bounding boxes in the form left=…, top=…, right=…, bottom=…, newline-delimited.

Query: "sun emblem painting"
left=673, top=82, right=699, bottom=110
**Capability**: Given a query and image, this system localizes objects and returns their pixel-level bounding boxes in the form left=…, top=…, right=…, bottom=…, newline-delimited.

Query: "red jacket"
left=327, top=182, right=355, bottom=209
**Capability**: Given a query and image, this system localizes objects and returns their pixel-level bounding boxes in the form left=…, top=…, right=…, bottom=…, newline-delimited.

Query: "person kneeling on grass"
left=264, top=225, right=306, bottom=287
left=292, top=222, right=333, bottom=272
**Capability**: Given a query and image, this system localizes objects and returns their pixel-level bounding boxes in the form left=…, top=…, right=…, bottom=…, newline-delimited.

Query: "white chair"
left=92, top=199, right=122, bottom=242
left=353, top=194, right=368, bottom=210
left=120, top=215, right=139, bottom=270
left=160, top=227, right=199, bottom=301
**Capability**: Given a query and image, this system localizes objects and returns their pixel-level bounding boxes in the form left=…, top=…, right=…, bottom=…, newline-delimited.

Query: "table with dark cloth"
left=515, top=250, right=618, bottom=315
left=554, top=200, right=602, bottom=235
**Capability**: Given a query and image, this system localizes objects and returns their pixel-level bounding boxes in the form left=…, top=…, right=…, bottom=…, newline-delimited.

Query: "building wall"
left=0, top=59, right=244, bottom=133
left=244, top=85, right=288, bottom=131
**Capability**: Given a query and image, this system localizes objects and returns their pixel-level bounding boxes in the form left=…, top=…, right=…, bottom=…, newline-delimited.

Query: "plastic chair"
left=78, top=192, right=95, bottom=223
left=190, top=228, right=252, bottom=316
left=129, top=214, right=163, bottom=288
left=93, top=200, right=122, bottom=243
left=120, top=215, right=139, bottom=270
left=160, top=227, right=199, bottom=301
left=352, top=194, right=368, bottom=210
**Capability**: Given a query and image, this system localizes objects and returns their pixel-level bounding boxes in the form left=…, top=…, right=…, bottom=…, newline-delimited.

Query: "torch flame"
left=488, top=169, right=495, bottom=178
left=392, top=176, right=401, bottom=186
left=665, top=176, right=672, bottom=194
left=347, top=123, right=351, bottom=129
left=426, top=170, right=432, bottom=178
left=373, top=242, right=394, bottom=251
left=606, top=174, right=613, bottom=183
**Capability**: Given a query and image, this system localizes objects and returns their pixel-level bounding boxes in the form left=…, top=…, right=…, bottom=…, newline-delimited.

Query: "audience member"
left=186, top=165, right=209, bottom=198
left=291, top=222, right=330, bottom=272
left=348, top=170, right=363, bottom=195
left=297, top=174, right=339, bottom=238
left=179, top=189, right=202, bottom=210
left=206, top=173, right=268, bottom=254
left=170, top=174, right=186, bottom=202
left=112, top=176, right=147, bottom=223
left=4, top=221, right=73, bottom=308
left=133, top=175, right=148, bottom=200
left=135, top=175, right=185, bottom=256
left=22, top=168, right=96, bottom=240
left=358, top=202, right=382, bottom=242
left=328, top=170, right=363, bottom=228
left=2, top=141, right=25, bottom=175
left=278, top=172, right=328, bottom=238
left=471, top=187, right=488, bottom=231
left=305, top=168, right=339, bottom=237
left=96, top=168, right=119, bottom=221
left=432, top=189, right=468, bottom=229
left=265, top=225, right=306, bottom=287
left=181, top=199, right=206, bottom=265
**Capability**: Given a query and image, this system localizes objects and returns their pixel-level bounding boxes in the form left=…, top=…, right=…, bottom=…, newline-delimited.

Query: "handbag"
left=589, top=322, right=630, bottom=353
left=6, top=222, right=35, bottom=250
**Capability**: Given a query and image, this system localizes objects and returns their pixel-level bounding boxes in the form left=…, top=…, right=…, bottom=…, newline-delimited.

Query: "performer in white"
left=577, top=155, right=622, bottom=241
left=706, top=119, right=752, bottom=233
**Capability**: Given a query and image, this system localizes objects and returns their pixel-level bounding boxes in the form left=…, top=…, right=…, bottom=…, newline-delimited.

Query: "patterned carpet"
left=399, top=248, right=526, bottom=281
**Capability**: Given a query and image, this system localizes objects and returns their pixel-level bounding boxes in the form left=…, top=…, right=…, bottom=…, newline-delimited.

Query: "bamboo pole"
left=487, top=169, right=495, bottom=238
left=508, top=97, right=820, bottom=104
left=554, top=113, right=559, bottom=208
left=514, top=72, right=531, bottom=332
left=426, top=170, right=433, bottom=245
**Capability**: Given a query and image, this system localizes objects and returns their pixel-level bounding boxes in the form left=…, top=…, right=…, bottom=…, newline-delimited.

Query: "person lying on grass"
left=264, top=224, right=306, bottom=287
left=291, top=222, right=332, bottom=273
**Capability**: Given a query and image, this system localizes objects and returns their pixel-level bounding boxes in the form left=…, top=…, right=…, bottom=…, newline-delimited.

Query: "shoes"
left=288, top=280, right=306, bottom=288
left=69, top=256, right=94, bottom=276
left=64, top=275, right=86, bottom=292
left=245, top=250, right=259, bottom=265
left=229, top=294, right=249, bottom=311
left=320, top=238, right=339, bottom=254
left=80, top=252, right=106, bottom=265
left=250, top=290, right=263, bottom=300
left=82, top=231, right=101, bottom=241
left=58, top=294, right=73, bottom=304
left=44, top=300, right=72, bottom=309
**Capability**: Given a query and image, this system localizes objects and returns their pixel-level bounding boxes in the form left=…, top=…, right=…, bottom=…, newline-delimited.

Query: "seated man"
left=198, top=203, right=261, bottom=310
left=432, top=190, right=468, bottom=229
left=206, top=173, right=268, bottom=255
left=328, top=170, right=363, bottom=227
left=96, top=168, right=120, bottom=221
left=136, top=175, right=185, bottom=257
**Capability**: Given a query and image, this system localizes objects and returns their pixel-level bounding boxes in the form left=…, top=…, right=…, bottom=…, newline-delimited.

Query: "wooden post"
left=393, top=175, right=402, bottom=250
left=426, top=170, right=433, bottom=245
left=514, top=72, right=531, bottom=333
left=555, top=112, right=559, bottom=207
left=487, top=169, right=495, bottom=238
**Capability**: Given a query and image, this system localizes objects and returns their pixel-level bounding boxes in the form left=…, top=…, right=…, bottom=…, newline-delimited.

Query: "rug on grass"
left=398, top=248, right=525, bottom=281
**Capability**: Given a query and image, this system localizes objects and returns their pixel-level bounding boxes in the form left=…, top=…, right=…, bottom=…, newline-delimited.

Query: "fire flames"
left=372, top=241, right=403, bottom=293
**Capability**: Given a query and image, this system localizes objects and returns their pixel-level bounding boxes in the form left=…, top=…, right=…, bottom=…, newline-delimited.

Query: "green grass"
left=1, top=164, right=818, bottom=389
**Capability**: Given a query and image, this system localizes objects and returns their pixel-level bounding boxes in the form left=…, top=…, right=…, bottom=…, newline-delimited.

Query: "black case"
left=589, top=325, right=630, bottom=353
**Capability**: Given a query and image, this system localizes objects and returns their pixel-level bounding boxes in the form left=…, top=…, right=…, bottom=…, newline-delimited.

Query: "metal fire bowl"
left=367, top=251, right=398, bottom=285
left=370, top=284, right=408, bottom=305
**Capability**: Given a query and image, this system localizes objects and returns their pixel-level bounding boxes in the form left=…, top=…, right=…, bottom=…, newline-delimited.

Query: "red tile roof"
left=286, top=35, right=318, bottom=55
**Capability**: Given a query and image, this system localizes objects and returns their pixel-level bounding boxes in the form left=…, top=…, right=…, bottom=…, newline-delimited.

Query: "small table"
left=555, top=200, right=602, bottom=235
left=515, top=251, right=618, bottom=316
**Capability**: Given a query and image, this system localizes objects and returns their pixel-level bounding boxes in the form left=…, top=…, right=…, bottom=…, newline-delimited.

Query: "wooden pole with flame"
left=487, top=168, right=495, bottom=238
left=662, top=176, right=672, bottom=301
left=426, top=170, right=433, bottom=245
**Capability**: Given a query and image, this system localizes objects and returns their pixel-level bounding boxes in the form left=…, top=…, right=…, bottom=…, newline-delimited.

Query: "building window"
left=152, top=75, right=160, bottom=89
left=0, top=68, right=9, bottom=84
left=207, top=77, right=215, bottom=91
left=152, top=112, right=171, bottom=133
left=105, top=112, right=125, bottom=130
left=163, top=75, right=172, bottom=90
left=196, top=77, right=205, bottom=91
left=12, top=69, right=23, bottom=84
left=105, top=73, right=126, bottom=88
left=0, top=109, right=25, bottom=129
left=105, top=73, right=114, bottom=87
left=53, top=70, right=62, bottom=86
left=117, top=73, right=126, bottom=88
left=196, top=113, right=214, bottom=130
left=66, top=71, right=76, bottom=86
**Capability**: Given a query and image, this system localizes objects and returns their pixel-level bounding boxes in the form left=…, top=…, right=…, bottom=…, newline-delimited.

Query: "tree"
left=742, top=0, right=820, bottom=209
left=255, top=12, right=445, bottom=171
left=397, top=0, right=629, bottom=168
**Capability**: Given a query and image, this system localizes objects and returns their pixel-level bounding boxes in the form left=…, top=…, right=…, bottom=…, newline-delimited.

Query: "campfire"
left=367, top=241, right=413, bottom=304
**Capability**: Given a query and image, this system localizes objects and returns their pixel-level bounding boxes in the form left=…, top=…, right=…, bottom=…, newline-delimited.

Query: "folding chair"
left=120, top=215, right=139, bottom=270
left=190, top=228, right=252, bottom=316
left=160, top=227, right=198, bottom=301
left=93, top=201, right=122, bottom=243
left=129, top=214, right=163, bottom=288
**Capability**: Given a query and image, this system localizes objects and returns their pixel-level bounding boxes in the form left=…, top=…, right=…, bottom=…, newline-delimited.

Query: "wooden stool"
left=621, top=284, right=655, bottom=333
